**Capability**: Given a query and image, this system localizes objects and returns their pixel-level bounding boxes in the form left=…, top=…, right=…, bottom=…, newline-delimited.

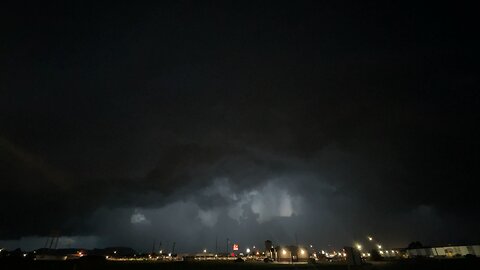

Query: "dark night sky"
left=1, top=1, right=479, bottom=252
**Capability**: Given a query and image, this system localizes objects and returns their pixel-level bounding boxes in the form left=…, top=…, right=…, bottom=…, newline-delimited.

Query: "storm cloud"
left=1, top=1, right=479, bottom=252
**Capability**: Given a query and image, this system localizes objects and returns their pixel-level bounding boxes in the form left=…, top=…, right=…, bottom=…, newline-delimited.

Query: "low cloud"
left=198, top=209, right=219, bottom=227
left=130, top=209, right=150, bottom=225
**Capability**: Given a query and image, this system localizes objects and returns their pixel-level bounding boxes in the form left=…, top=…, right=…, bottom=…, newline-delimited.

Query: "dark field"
left=1, top=259, right=480, bottom=270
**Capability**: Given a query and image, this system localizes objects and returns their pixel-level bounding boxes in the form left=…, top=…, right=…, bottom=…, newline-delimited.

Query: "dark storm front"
left=1, top=1, right=480, bottom=270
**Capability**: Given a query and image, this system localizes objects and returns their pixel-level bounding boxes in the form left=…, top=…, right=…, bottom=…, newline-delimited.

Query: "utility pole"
left=226, top=238, right=229, bottom=254
left=49, top=237, right=54, bottom=249
left=54, top=236, right=59, bottom=249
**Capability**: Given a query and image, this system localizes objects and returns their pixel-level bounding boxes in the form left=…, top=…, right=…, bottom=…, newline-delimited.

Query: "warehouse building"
left=407, top=244, right=480, bottom=257
left=274, top=245, right=309, bottom=263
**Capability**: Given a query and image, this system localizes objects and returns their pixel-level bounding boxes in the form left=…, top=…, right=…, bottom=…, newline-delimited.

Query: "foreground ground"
left=1, top=258, right=479, bottom=270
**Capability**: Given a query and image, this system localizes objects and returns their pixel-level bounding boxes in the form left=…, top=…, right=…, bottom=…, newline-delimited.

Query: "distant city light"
left=203, top=249, right=207, bottom=253
left=368, top=236, right=373, bottom=241
left=246, top=248, right=251, bottom=253
left=377, top=244, right=382, bottom=249
left=356, top=244, right=362, bottom=251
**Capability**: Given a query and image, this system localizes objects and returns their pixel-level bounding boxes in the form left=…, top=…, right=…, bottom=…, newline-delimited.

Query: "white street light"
left=246, top=248, right=251, bottom=253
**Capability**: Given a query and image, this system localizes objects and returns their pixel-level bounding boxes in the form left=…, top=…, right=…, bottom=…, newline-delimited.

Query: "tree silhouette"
left=407, top=241, right=423, bottom=249
left=370, top=249, right=383, bottom=261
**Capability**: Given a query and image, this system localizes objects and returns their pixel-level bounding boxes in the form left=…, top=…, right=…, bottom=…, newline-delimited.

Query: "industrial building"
left=273, top=245, right=310, bottom=263
left=407, top=244, right=480, bottom=257
left=263, top=240, right=310, bottom=263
